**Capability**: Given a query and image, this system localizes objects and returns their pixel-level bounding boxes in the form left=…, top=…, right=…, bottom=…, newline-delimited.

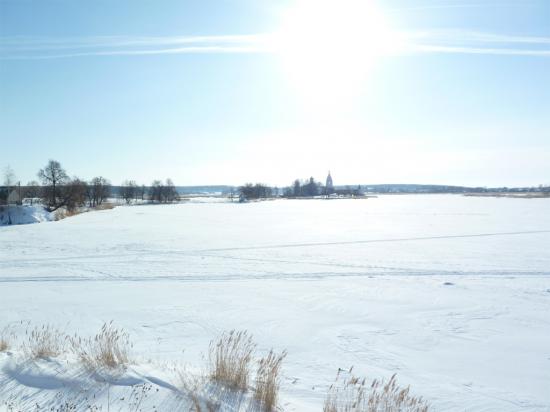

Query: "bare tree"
left=283, top=177, right=321, bottom=198
left=120, top=180, right=137, bottom=204
left=3, top=166, right=16, bottom=190
left=0, top=187, right=7, bottom=206
left=162, top=178, right=179, bottom=203
left=2, top=166, right=17, bottom=224
left=149, top=180, right=163, bottom=202
left=87, top=176, right=111, bottom=207
left=64, top=178, right=88, bottom=211
left=147, top=179, right=178, bottom=203
left=37, top=160, right=69, bottom=211
left=304, top=177, right=318, bottom=196
left=283, top=186, right=293, bottom=197
left=293, top=179, right=301, bottom=197
left=238, top=183, right=273, bottom=200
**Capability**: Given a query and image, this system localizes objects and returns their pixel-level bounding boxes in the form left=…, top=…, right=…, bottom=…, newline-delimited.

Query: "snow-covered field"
left=1, top=195, right=549, bottom=411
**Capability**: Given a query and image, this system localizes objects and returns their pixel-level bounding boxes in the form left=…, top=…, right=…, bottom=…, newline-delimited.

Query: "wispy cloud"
left=410, top=44, right=550, bottom=56
left=388, top=2, right=534, bottom=13
left=1, top=30, right=550, bottom=60
left=0, top=34, right=270, bottom=60
left=405, top=29, right=550, bottom=56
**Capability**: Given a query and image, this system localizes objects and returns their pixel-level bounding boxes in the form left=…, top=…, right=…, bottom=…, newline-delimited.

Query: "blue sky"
left=1, top=0, right=549, bottom=187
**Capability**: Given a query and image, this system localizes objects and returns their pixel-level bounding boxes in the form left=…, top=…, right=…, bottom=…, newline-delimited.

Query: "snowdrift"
left=0, top=205, right=53, bottom=226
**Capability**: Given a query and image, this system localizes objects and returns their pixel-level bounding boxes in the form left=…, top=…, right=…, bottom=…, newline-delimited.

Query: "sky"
left=1, top=0, right=549, bottom=187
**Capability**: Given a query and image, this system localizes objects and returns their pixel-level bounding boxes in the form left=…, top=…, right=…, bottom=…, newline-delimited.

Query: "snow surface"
left=0, top=205, right=53, bottom=226
left=1, top=195, right=549, bottom=411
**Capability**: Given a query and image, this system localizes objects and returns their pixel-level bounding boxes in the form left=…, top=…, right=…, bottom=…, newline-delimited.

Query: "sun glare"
left=273, top=0, right=401, bottom=103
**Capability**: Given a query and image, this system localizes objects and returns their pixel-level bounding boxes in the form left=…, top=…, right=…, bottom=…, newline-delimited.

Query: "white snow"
left=1, top=195, right=549, bottom=411
left=0, top=205, right=53, bottom=226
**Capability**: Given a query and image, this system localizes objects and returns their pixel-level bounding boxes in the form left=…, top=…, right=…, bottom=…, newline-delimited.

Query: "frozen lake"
left=1, top=195, right=549, bottom=411
left=2, top=195, right=550, bottom=281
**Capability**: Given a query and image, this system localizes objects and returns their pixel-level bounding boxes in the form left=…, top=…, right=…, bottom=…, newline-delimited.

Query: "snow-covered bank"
left=0, top=205, right=53, bottom=226
left=1, top=195, right=549, bottom=410
left=1, top=276, right=548, bottom=411
left=0, top=353, right=184, bottom=411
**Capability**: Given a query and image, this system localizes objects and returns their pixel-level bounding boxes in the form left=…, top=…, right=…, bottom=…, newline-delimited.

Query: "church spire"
left=326, top=171, right=334, bottom=195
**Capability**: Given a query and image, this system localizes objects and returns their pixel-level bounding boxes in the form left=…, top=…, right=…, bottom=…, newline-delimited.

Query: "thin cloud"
left=411, top=29, right=550, bottom=44
left=388, top=2, right=535, bottom=12
left=411, top=44, right=550, bottom=56
left=0, top=34, right=265, bottom=49
left=1, top=30, right=550, bottom=60
left=407, top=29, right=550, bottom=56
left=0, top=34, right=270, bottom=59
left=1, top=46, right=266, bottom=60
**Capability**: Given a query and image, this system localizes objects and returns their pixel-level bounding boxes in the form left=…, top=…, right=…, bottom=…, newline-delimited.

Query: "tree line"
left=283, top=177, right=324, bottom=197
left=1, top=160, right=180, bottom=212
left=237, top=183, right=275, bottom=200
left=238, top=177, right=331, bottom=200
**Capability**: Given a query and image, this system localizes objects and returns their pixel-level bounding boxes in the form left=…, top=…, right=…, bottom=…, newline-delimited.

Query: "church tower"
left=325, top=171, right=334, bottom=195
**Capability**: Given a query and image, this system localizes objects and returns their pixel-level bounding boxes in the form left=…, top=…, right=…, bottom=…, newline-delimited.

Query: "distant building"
left=325, top=171, right=334, bottom=196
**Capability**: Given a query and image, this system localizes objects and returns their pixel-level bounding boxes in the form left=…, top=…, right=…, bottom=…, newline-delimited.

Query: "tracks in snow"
left=2, top=229, right=550, bottom=265
left=1, top=229, right=550, bottom=283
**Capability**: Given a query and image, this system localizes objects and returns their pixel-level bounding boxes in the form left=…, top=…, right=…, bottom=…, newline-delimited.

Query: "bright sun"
left=272, top=0, right=401, bottom=103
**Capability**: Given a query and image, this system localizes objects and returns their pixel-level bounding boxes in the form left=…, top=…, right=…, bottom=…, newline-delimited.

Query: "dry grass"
left=54, top=208, right=78, bottom=220
left=2, top=323, right=432, bottom=411
left=70, top=322, right=131, bottom=370
left=0, top=326, right=14, bottom=352
left=323, top=369, right=429, bottom=412
left=209, top=330, right=256, bottom=390
left=54, top=207, right=83, bottom=220
left=95, top=202, right=115, bottom=210
left=65, top=209, right=84, bottom=217
left=254, top=349, right=287, bottom=411
left=182, top=377, right=205, bottom=412
left=23, top=324, right=67, bottom=359
left=53, top=203, right=114, bottom=222
left=54, top=209, right=66, bottom=221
